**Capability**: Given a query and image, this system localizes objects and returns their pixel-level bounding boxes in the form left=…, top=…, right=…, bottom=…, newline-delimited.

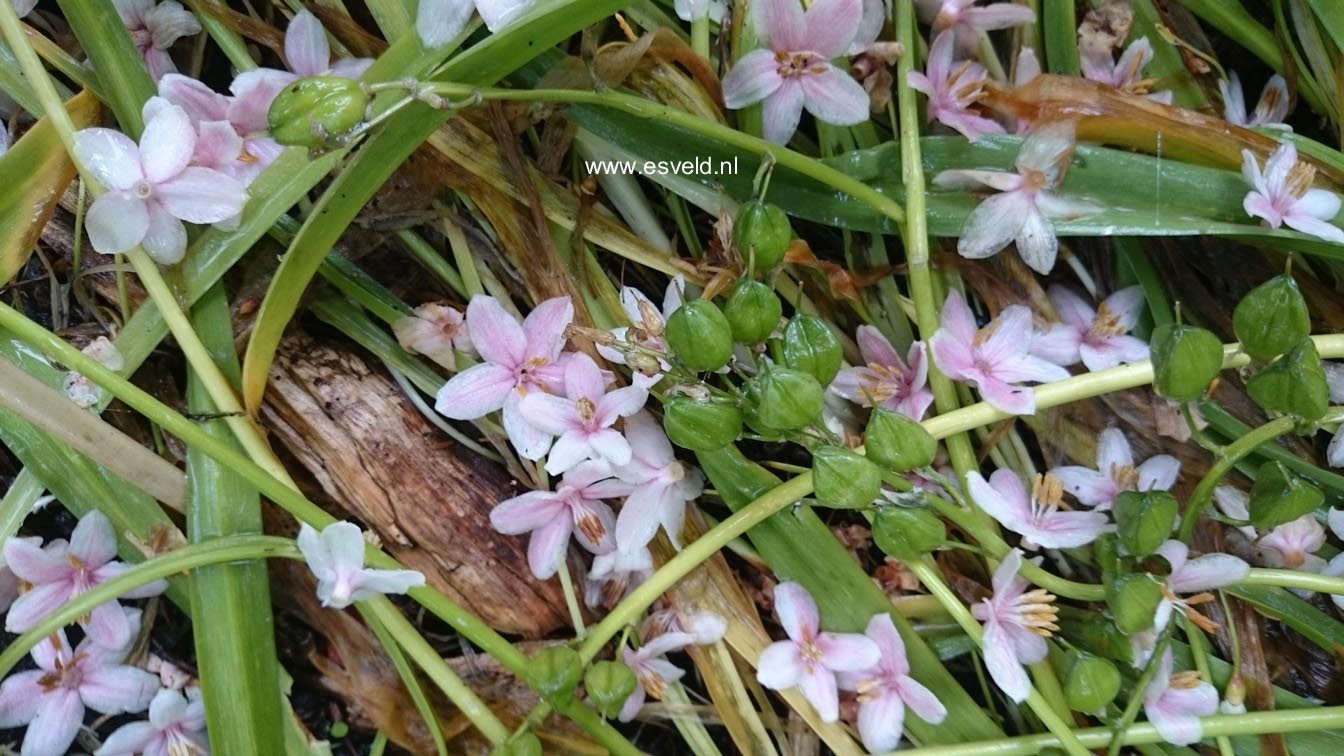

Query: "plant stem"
left=907, top=559, right=1090, bottom=756
left=1177, top=414, right=1297, bottom=541
left=557, top=562, right=588, bottom=639
left=691, top=15, right=710, bottom=60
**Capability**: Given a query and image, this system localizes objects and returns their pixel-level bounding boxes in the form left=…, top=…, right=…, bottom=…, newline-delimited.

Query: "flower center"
left=1012, top=588, right=1059, bottom=637
left=949, top=60, right=988, bottom=105
left=38, top=653, right=86, bottom=692
left=576, top=396, right=597, bottom=422
left=798, top=639, right=826, bottom=671
left=574, top=506, right=608, bottom=544
left=1109, top=463, right=1140, bottom=491
left=775, top=50, right=828, bottom=79
left=861, top=363, right=906, bottom=404
left=1170, top=670, right=1204, bottom=690
left=1286, top=160, right=1316, bottom=199
left=167, top=732, right=206, bottom=756
left=640, top=668, right=669, bottom=699
left=1089, top=303, right=1127, bottom=338
left=132, top=179, right=154, bottom=200
left=1029, top=473, right=1065, bottom=524
left=637, top=300, right=665, bottom=337
left=855, top=677, right=884, bottom=703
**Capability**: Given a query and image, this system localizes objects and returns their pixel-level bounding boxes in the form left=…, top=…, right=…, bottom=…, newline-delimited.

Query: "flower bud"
left=1064, top=653, right=1121, bottom=714
left=745, top=366, right=824, bottom=431
left=782, top=314, right=842, bottom=386
left=1106, top=573, right=1165, bottom=634
left=1113, top=490, right=1177, bottom=557
left=812, top=446, right=882, bottom=509
left=663, top=395, right=742, bottom=451
left=864, top=408, right=936, bottom=471
left=268, top=76, right=369, bottom=147
left=1245, top=338, right=1329, bottom=421
left=1150, top=323, right=1223, bottom=402
left=492, top=734, right=542, bottom=756
left=1248, top=460, right=1324, bottom=529
left=665, top=299, right=734, bottom=372
left=528, top=646, right=584, bottom=706
left=1234, top=275, right=1310, bottom=362
left=734, top=200, right=792, bottom=270
left=723, top=279, right=782, bottom=344
left=873, top=505, right=945, bottom=560
left=585, top=660, right=638, bottom=719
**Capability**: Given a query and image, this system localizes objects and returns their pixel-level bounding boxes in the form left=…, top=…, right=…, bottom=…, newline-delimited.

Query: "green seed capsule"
left=812, top=446, right=882, bottom=509
left=724, top=279, right=783, bottom=344
left=1248, top=460, right=1324, bottom=529
left=782, top=315, right=843, bottom=386
left=528, top=646, right=584, bottom=706
left=1113, top=490, right=1177, bottom=557
left=665, top=299, right=734, bottom=371
left=734, top=200, right=793, bottom=270
left=1150, top=323, right=1223, bottom=402
left=584, top=660, right=638, bottom=719
left=873, top=505, right=946, bottom=560
left=865, top=408, right=936, bottom=472
left=1064, top=654, right=1121, bottom=714
left=1106, top=573, right=1165, bottom=635
left=268, top=76, right=368, bottom=147
left=747, top=366, right=824, bottom=431
left=1234, top=275, right=1310, bottom=362
left=663, top=395, right=743, bottom=451
left=1245, top=338, right=1329, bottom=421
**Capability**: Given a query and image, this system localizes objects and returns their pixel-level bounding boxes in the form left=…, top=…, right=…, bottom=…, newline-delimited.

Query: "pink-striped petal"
left=22, top=690, right=84, bottom=756
left=522, top=296, right=574, bottom=363
left=762, top=81, right=806, bottom=144
left=773, top=581, right=820, bottom=642
left=753, top=0, right=806, bottom=50
left=800, top=0, right=863, bottom=58
left=139, top=104, right=195, bottom=184
left=284, top=10, right=330, bottom=78
left=723, top=49, right=785, bottom=110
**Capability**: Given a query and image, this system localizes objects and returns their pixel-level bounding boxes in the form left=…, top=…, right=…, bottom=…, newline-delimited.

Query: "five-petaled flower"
left=934, top=122, right=1099, bottom=274
left=0, top=629, right=159, bottom=756
left=434, top=295, right=573, bottom=460
left=95, top=687, right=208, bottom=756
left=112, top=0, right=201, bottom=81
left=157, top=72, right=289, bottom=182
left=721, top=0, right=870, bottom=144
left=971, top=550, right=1057, bottom=703
left=907, top=31, right=1004, bottom=142
left=756, top=581, right=881, bottom=722
left=521, top=352, right=648, bottom=475
left=297, top=521, right=425, bottom=608
left=1241, top=142, right=1344, bottom=243
left=1049, top=427, right=1179, bottom=511
left=416, top=0, right=535, bottom=48
left=1142, top=649, right=1219, bottom=746
left=393, top=302, right=474, bottom=371
left=489, top=460, right=629, bottom=579
left=1221, top=72, right=1290, bottom=129
left=929, top=291, right=1071, bottom=415
left=1153, top=540, right=1249, bottom=633
left=612, top=411, right=703, bottom=551
left=3, top=510, right=167, bottom=649
left=74, top=100, right=248, bottom=264
left=967, top=470, right=1111, bottom=549
left=1080, top=37, right=1171, bottom=103
left=831, top=326, right=934, bottom=420
left=1032, top=285, right=1151, bottom=372
left=837, top=614, right=947, bottom=753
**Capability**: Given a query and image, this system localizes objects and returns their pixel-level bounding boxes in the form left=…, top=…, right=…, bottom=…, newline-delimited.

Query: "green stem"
left=901, top=706, right=1344, bottom=756
left=908, top=559, right=1090, bottom=756
left=691, top=15, right=710, bottom=60
left=1177, top=415, right=1297, bottom=541
left=0, top=536, right=299, bottom=677
left=1107, top=632, right=1172, bottom=756
left=1182, top=616, right=1235, bottom=756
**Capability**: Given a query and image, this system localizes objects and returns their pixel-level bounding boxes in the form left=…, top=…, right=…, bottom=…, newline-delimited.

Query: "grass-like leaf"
left=54, top=0, right=153, bottom=135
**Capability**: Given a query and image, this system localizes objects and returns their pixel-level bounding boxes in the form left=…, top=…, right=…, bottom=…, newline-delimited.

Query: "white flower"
left=297, top=522, right=425, bottom=608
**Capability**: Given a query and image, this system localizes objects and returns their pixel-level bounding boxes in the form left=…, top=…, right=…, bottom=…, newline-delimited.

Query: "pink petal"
left=522, top=297, right=574, bottom=363
left=1032, top=510, right=1111, bottom=549
left=773, top=581, right=820, bottom=642
left=140, top=202, right=188, bottom=264
left=622, top=410, right=673, bottom=466
left=544, top=431, right=596, bottom=474
left=1079, top=336, right=1150, bottom=371
left=1094, top=427, right=1133, bottom=472
left=1046, top=285, right=1095, bottom=330
left=5, top=580, right=71, bottom=633
left=617, top=685, right=647, bottom=722
left=3, top=538, right=69, bottom=584
left=1015, top=207, right=1058, bottom=273
left=587, top=428, right=633, bottom=468
left=976, top=376, right=1036, bottom=414
left=924, top=29, right=953, bottom=82
left=95, top=721, right=159, bottom=755
left=982, top=620, right=1030, bottom=703
left=615, top=485, right=664, bottom=551
left=569, top=499, right=615, bottom=554
left=329, top=57, right=374, bottom=80
left=227, top=68, right=297, bottom=134
left=762, top=81, right=805, bottom=144
left=897, top=675, right=947, bottom=724
left=938, top=290, right=978, bottom=346
left=756, top=641, right=804, bottom=690
left=154, top=166, right=247, bottom=224
left=967, top=470, right=1031, bottom=532
left=416, top=0, right=474, bottom=47
left=958, top=190, right=1031, bottom=260
left=990, top=549, right=1026, bottom=596
left=350, top=568, right=424, bottom=600
left=799, top=65, right=870, bottom=127
left=816, top=632, right=881, bottom=671
left=564, top=353, right=607, bottom=401
left=520, top=393, right=580, bottom=436
left=0, top=671, right=45, bottom=728
left=525, top=517, right=572, bottom=579
left=1050, top=466, right=1116, bottom=507
left=829, top=366, right=874, bottom=404
left=157, top=74, right=229, bottom=121
left=962, top=3, right=1034, bottom=30
left=856, top=326, right=899, bottom=368
left=140, top=104, right=195, bottom=184
left=976, top=306, right=1033, bottom=366
left=284, top=10, right=330, bottom=78
left=434, top=362, right=517, bottom=420
left=74, top=128, right=143, bottom=191
left=994, top=353, right=1071, bottom=384
left=929, top=329, right=977, bottom=381
left=797, top=664, right=841, bottom=722
left=466, top=296, right=526, bottom=368
left=1292, top=187, right=1339, bottom=220
left=595, top=386, right=648, bottom=425
left=1284, top=213, right=1344, bottom=244
left=1169, top=553, right=1249, bottom=593
left=1015, top=122, right=1076, bottom=182
left=894, top=388, right=935, bottom=422
left=800, top=0, right=863, bottom=58
left=722, top=49, right=785, bottom=110
left=84, top=601, right=133, bottom=649
left=857, top=689, right=905, bottom=753
left=22, top=690, right=84, bottom=756
left=503, top=391, right=554, bottom=460
left=1137, top=455, right=1180, bottom=491
left=753, top=0, right=807, bottom=50
left=1101, top=286, right=1146, bottom=331
left=490, top=491, right=564, bottom=534
left=79, top=664, right=159, bottom=714
left=1030, top=324, right=1082, bottom=366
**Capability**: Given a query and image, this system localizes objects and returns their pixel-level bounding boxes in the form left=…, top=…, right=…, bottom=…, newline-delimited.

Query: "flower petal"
left=1137, top=455, right=1180, bottom=492
left=434, top=362, right=517, bottom=420
left=155, top=167, right=247, bottom=224
left=140, top=202, right=188, bottom=264
left=503, top=391, right=554, bottom=460
left=762, top=81, right=806, bottom=144
left=416, top=0, right=474, bottom=47
left=857, top=689, right=905, bottom=753
left=6, top=580, right=71, bottom=633
left=898, top=675, right=947, bottom=724
left=79, top=664, right=159, bottom=715
left=525, top=517, right=572, bottom=579
left=722, top=49, right=785, bottom=110
left=753, top=0, right=807, bottom=50
left=86, top=192, right=151, bottom=255
left=756, top=641, right=804, bottom=690
left=3, top=537, right=68, bottom=584
left=466, top=295, right=527, bottom=368
left=22, top=690, right=84, bottom=756
left=74, top=128, right=143, bottom=191
left=1014, top=206, right=1058, bottom=274
left=958, top=191, right=1030, bottom=260
left=797, top=664, right=841, bottom=722
left=284, top=10, right=330, bottom=78
left=816, top=632, right=881, bottom=671
left=982, top=620, right=1030, bottom=703
left=1169, top=553, right=1250, bottom=593
left=801, top=0, right=862, bottom=58
left=140, top=104, right=195, bottom=184
left=1050, top=466, right=1116, bottom=508
left=773, top=581, right=820, bottom=642
left=522, top=296, right=574, bottom=363
left=967, top=470, right=1032, bottom=533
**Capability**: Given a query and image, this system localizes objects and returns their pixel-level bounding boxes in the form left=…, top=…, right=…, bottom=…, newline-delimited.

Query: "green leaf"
left=697, top=445, right=1003, bottom=744
left=54, top=0, right=154, bottom=135
left=1041, top=0, right=1079, bottom=75
left=1226, top=584, right=1344, bottom=653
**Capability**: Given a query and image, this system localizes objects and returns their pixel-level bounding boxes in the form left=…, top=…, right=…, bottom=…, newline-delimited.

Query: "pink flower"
left=597, top=277, right=686, bottom=387
left=721, top=0, right=870, bottom=144
left=613, top=411, right=703, bottom=551
left=584, top=545, right=653, bottom=609
left=296, top=522, right=425, bottom=608
left=1242, top=142, right=1344, bottom=243
left=1220, top=72, right=1290, bottom=129
left=1142, top=650, right=1218, bottom=746
left=966, top=470, right=1111, bottom=549
left=618, top=631, right=694, bottom=721
left=830, top=326, right=934, bottom=420
left=917, top=0, right=1035, bottom=51
left=489, top=461, right=630, bottom=579
left=933, top=123, right=1099, bottom=273
left=393, top=303, right=474, bottom=370
left=0, top=630, right=159, bottom=756
left=929, top=291, right=1071, bottom=415
left=3, top=511, right=167, bottom=649
left=971, top=550, right=1056, bottom=703
left=157, top=74, right=286, bottom=181
left=837, top=614, right=946, bottom=753
left=112, top=0, right=201, bottom=80
left=284, top=10, right=374, bottom=79
left=434, top=295, right=574, bottom=460
left=521, top=353, right=648, bottom=474
left=73, top=100, right=248, bottom=264
left=416, top=0, right=534, bottom=47
left=95, top=687, right=207, bottom=756
left=756, top=581, right=881, bottom=722
left=1080, top=37, right=1172, bottom=104
left=907, top=31, right=1004, bottom=142
left=1032, top=286, right=1150, bottom=371
left=1257, top=515, right=1326, bottom=572
left=1153, top=540, right=1248, bottom=632
left=1048, top=427, right=1179, bottom=511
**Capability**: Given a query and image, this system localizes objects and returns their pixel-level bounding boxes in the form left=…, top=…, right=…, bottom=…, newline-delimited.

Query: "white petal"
left=86, top=192, right=150, bottom=255
left=153, top=167, right=248, bottom=224
left=416, top=0, right=475, bottom=47
left=139, top=104, right=195, bottom=184
left=140, top=203, right=188, bottom=264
